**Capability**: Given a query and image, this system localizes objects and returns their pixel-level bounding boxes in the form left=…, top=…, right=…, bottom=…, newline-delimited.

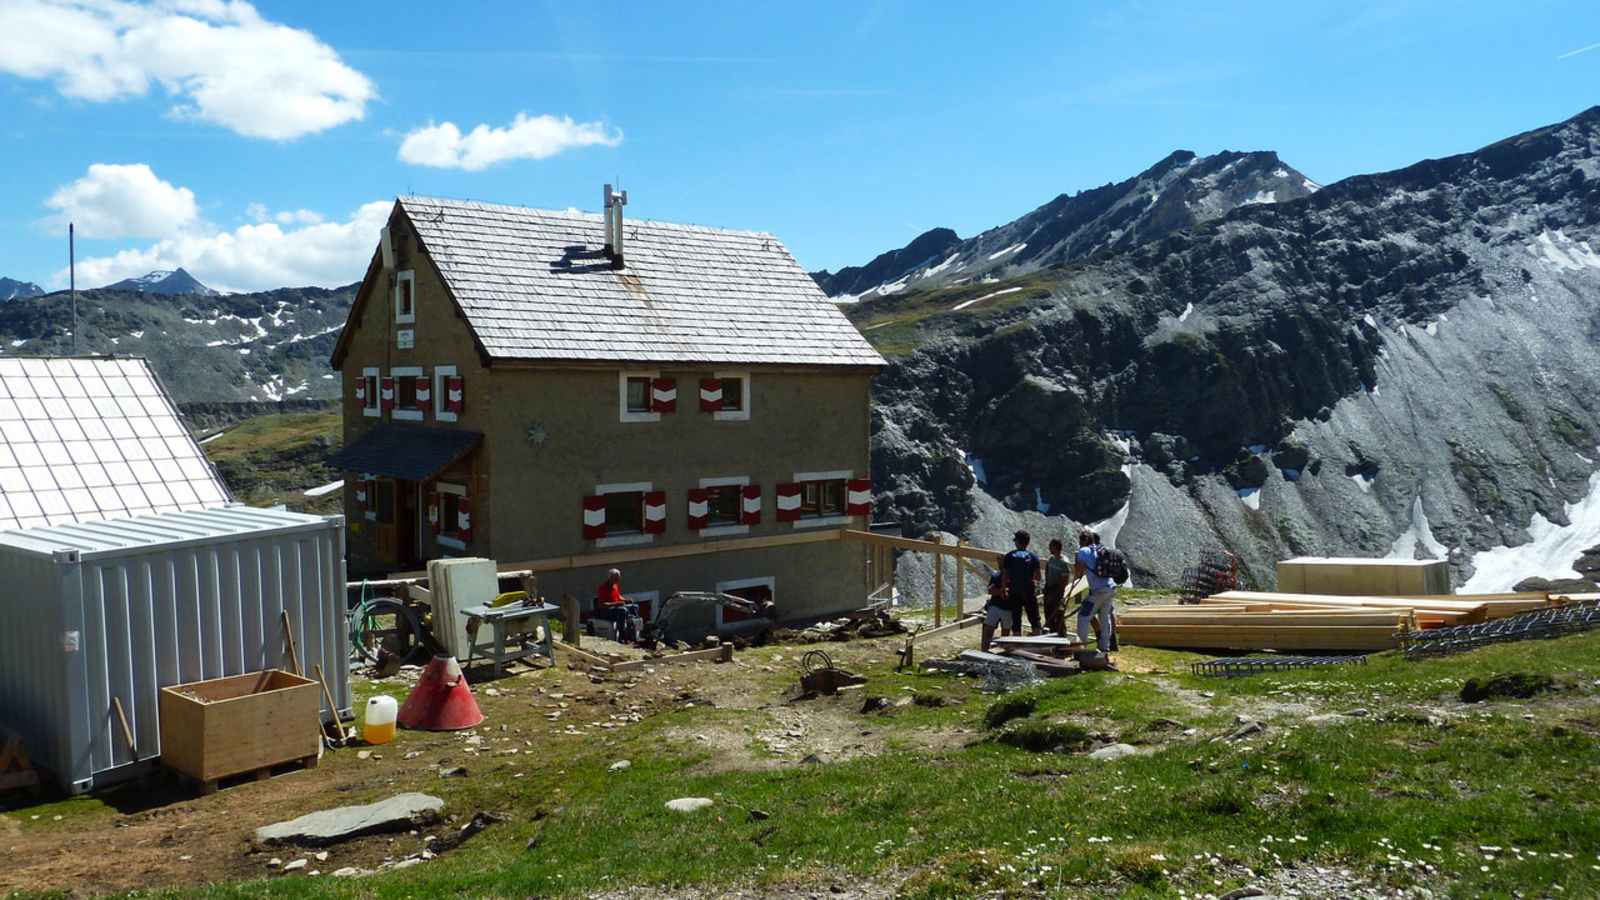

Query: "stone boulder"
left=254, top=793, right=444, bottom=848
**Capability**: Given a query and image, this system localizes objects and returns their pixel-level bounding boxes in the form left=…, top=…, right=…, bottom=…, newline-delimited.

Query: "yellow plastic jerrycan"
left=363, top=695, right=398, bottom=745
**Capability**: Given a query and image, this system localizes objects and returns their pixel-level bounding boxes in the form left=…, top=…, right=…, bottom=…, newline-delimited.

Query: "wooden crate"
left=1276, top=557, right=1450, bottom=596
left=159, top=670, right=320, bottom=788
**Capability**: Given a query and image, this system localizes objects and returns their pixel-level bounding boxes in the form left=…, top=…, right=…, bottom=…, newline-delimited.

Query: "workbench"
left=459, top=601, right=560, bottom=675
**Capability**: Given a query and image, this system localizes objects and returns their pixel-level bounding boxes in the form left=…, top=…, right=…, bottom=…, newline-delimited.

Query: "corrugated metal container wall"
left=0, top=507, right=348, bottom=793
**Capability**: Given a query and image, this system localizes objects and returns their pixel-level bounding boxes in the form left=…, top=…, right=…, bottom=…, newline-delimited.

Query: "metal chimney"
left=603, top=183, right=627, bottom=269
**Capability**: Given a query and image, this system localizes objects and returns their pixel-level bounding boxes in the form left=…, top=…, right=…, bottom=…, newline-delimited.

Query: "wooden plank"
left=391, top=528, right=847, bottom=581
left=1208, top=591, right=1489, bottom=612
left=932, top=545, right=944, bottom=628
left=842, top=529, right=1005, bottom=565
left=555, top=640, right=613, bottom=668
left=1117, top=624, right=1400, bottom=651
left=407, top=583, right=433, bottom=604
left=991, top=635, right=1084, bottom=648
left=610, top=644, right=733, bottom=673
left=1118, top=612, right=1412, bottom=627
left=111, top=697, right=136, bottom=755
left=909, top=614, right=983, bottom=644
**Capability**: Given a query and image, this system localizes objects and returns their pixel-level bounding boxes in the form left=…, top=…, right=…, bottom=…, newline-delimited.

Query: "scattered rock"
left=1343, top=707, right=1370, bottom=717
left=438, top=766, right=468, bottom=778
left=426, top=811, right=505, bottom=854
left=266, top=858, right=282, bottom=869
left=1221, top=888, right=1265, bottom=900
left=283, top=859, right=309, bottom=872
left=747, top=808, right=771, bottom=821
left=609, top=760, right=632, bottom=772
left=860, top=696, right=889, bottom=713
left=1228, top=721, right=1265, bottom=740
left=801, top=753, right=825, bottom=765
left=332, top=867, right=367, bottom=877
left=1460, top=673, right=1556, bottom=703
left=404, top=751, right=422, bottom=760
left=313, top=851, right=329, bottom=862
left=356, top=750, right=371, bottom=761
left=254, top=793, right=445, bottom=848
left=665, top=797, right=714, bottom=813
left=1087, top=743, right=1139, bottom=761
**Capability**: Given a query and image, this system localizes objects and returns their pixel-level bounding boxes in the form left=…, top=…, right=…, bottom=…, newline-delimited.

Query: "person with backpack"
left=1073, top=528, right=1128, bottom=655
left=1001, top=530, right=1043, bottom=636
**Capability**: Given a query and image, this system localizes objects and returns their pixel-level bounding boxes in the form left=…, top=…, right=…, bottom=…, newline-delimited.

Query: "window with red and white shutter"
left=445, top=376, right=464, bottom=414
left=354, top=380, right=366, bottom=404
left=643, top=491, right=667, bottom=534
left=699, top=378, right=723, bottom=412
left=414, top=371, right=432, bottom=408
left=380, top=376, right=396, bottom=412
left=686, top=488, right=710, bottom=530
left=455, top=496, right=472, bottom=541
left=740, top=484, right=762, bottom=525
left=846, top=479, right=873, bottom=516
left=582, top=495, right=607, bottom=539
left=650, top=377, right=677, bottom=413
left=775, top=483, right=802, bottom=522
left=426, top=493, right=440, bottom=533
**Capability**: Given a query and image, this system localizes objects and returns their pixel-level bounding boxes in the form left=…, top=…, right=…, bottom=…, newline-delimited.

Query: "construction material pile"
left=1179, top=549, right=1242, bottom=605
left=1119, top=591, right=1568, bottom=653
left=781, top=607, right=907, bottom=644
left=1402, top=594, right=1600, bottom=658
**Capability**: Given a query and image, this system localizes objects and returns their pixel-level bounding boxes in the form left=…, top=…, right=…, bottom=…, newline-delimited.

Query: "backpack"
left=1093, top=545, right=1130, bottom=583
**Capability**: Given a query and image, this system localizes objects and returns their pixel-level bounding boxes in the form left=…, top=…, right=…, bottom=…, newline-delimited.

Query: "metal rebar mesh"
left=1401, top=598, right=1600, bottom=659
left=1190, top=655, right=1369, bottom=677
left=1179, top=549, right=1242, bottom=605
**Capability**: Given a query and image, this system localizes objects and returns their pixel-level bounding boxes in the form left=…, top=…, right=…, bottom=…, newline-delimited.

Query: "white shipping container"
left=0, top=506, right=348, bottom=793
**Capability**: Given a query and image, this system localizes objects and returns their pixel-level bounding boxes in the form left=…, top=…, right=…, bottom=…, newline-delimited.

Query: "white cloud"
left=57, top=200, right=392, bottom=293
left=247, top=202, right=323, bottom=226
left=398, top=113, right=622, bottom=171
left=0, top=0, right=374, bottom=139
left=43, top=162, right=198, bottom=237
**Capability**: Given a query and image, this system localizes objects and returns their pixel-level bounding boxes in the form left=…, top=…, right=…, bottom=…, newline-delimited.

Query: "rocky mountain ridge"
left=813, top=149, right=1318, bottom=299
left=0, top=283, right=355, bottom=403
left=858, top=106, right=1600, bottom=592
left=0, top=278, right=45, bottom=301
left=104, top=267, right=219, bottom=296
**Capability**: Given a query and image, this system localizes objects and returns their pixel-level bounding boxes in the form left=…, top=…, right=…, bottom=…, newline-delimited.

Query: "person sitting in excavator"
left=595, top=569, right=641, bottom=642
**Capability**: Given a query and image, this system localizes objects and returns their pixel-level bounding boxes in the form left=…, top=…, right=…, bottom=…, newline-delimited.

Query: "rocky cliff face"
left=814, top=150, right=1318, bottom=299
left=859, top=106, right=1600, bottom=592
left=0, top=284, right=354, bottom=402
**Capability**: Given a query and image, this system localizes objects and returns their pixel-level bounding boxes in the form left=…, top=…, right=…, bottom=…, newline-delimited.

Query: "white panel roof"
left=0, top=357, right=232, bottom=529
left=0, top=505, right=328, bottom=559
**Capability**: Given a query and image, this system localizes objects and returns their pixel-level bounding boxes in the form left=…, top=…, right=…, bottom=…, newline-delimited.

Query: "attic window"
left=619, top=371, right=660, bottom=423
left=625, top=377, right=650, bottom=413
left=395, top=270, right=416, bottom=324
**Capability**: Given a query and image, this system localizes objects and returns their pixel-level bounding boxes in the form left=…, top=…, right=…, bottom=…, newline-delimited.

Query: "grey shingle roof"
left=328, top=423, right=482, bottom=481
left=399, top=196, right=886, bottom=368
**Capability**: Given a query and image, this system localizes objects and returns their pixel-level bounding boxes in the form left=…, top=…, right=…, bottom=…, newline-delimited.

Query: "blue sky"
left=1, top=0, right=1597, bottom=293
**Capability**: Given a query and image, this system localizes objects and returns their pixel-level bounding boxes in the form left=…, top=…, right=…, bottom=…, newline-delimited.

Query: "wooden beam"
left=1118, top=612, right=1413, bottom=627
left=610, top=643, right=733, bottom=672
left=932, top=544, right=944, bottom=628
left=910, top=613, right=983, bottom=644
left=842, top=529, right=1004, bottom=565
left=555, top=640, right=612, bottom=668
left=407, top=583, right=433, bottom=604
left=111, top=697, right=136, bottom=755
left=1117, top=623, right=1402, bottom=652
left=389, top=528, right=846, bottom=581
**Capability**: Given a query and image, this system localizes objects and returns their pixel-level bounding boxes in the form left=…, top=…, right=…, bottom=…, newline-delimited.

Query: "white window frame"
left=595, top=480, right=654, bottom=548
left=391, top=366, right=425, bottom=422
left=394, top=270, right=416, bottom=324
left=361, top=367, right=381, bottom=418
left=713, top=370, right=751, bottom=422
left=435, top=481, right=467, bottom=551
left=618, top=370, right=659, bottom=423
left=622, top=590, right=660, bottom=621
left=714, top=576, right=775, bottom=629
left=698, top=475, right=749, bottom=538
left=434, top=364, right=458, bottom=423
left=791, top=469, right=853, bottom=529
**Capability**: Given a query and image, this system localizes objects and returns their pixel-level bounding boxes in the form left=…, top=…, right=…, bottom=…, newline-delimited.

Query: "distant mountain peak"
left=105, top=267, right=219, bottom=297
left=812, top=148, right=1318, bottom=298
left=0, top=277, right=45, bottom=302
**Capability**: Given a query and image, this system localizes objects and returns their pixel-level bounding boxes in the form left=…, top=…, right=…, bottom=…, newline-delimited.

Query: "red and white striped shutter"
left=740, top=484, right=762, bottom=525
left=650, top=377, right=677, bottom=413
left=643, top=491, right=667, bottom=534
left=353, top=478, right=370, bottom=508
left=426, top=493, right=440, bottom=533
left=699, top=378, right=723, bottom=412
left=846, top=479, right=873, bottom=516
left=380, top=376, right=396, bottom=412
left=582, top=495, right=607, bottom=539
left=686, top=488, right=710, bottom=530
left=775, top=483, right=802, bottom=522
left=445, top=376, right=464, bottom=413
left=415, top=369, right=432, bottom=408
left=354, top=380, right=366, bottom=404
left=456, top=496, right=472, bottom=541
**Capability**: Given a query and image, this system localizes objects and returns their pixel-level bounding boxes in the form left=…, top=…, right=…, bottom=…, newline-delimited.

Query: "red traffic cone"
left=398, top=655, right=485, bottom=731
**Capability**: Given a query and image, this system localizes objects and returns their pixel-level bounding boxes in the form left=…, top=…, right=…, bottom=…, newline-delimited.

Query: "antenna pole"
left=70, top=222, right=78, bottom=355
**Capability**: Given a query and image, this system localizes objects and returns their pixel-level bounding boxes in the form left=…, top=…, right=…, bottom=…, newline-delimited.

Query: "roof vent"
left=603, top=183, right=628, bottom=269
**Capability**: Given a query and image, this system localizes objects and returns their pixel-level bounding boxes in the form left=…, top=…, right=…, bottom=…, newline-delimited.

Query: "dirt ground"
left=0, top=623, right=984, bottom=896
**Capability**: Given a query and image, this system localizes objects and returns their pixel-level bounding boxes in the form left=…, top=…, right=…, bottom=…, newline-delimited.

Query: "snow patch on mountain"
left=1462, top=471, right=1600, bottom=592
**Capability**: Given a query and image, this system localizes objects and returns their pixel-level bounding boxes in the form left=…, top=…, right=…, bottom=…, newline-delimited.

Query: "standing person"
left=1073, top=529, right=1125, bottom=656
left=1042, top=538, right=1072, bottom=636
left=1001, top=530, right=1043, bottom=636
left=980, top=568, right=1013, bottom=652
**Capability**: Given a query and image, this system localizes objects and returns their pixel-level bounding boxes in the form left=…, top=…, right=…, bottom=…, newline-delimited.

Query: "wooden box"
left=159, top=670, right=320, bottom=787
left=1277, top=557, right=1451, bottom=596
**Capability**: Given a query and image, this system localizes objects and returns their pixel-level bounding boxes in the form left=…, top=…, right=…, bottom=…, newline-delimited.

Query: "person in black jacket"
left=1001, top=530, right=1043, bottom=636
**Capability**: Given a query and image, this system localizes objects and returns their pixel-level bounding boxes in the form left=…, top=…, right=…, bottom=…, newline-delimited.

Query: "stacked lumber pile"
left=1118, top=591, right=1565, bottom=652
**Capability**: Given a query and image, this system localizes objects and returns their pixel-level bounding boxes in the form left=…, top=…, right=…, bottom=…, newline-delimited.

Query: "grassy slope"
left=844, top=272, right=1058, bottom=357
left=84, top=631, right=1594, bottom=899
left=202, top=410, right=343, bottom=515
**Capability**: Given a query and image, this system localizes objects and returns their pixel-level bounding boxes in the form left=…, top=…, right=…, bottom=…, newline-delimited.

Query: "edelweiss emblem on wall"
left=526, top=422, right=547, bottom=446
